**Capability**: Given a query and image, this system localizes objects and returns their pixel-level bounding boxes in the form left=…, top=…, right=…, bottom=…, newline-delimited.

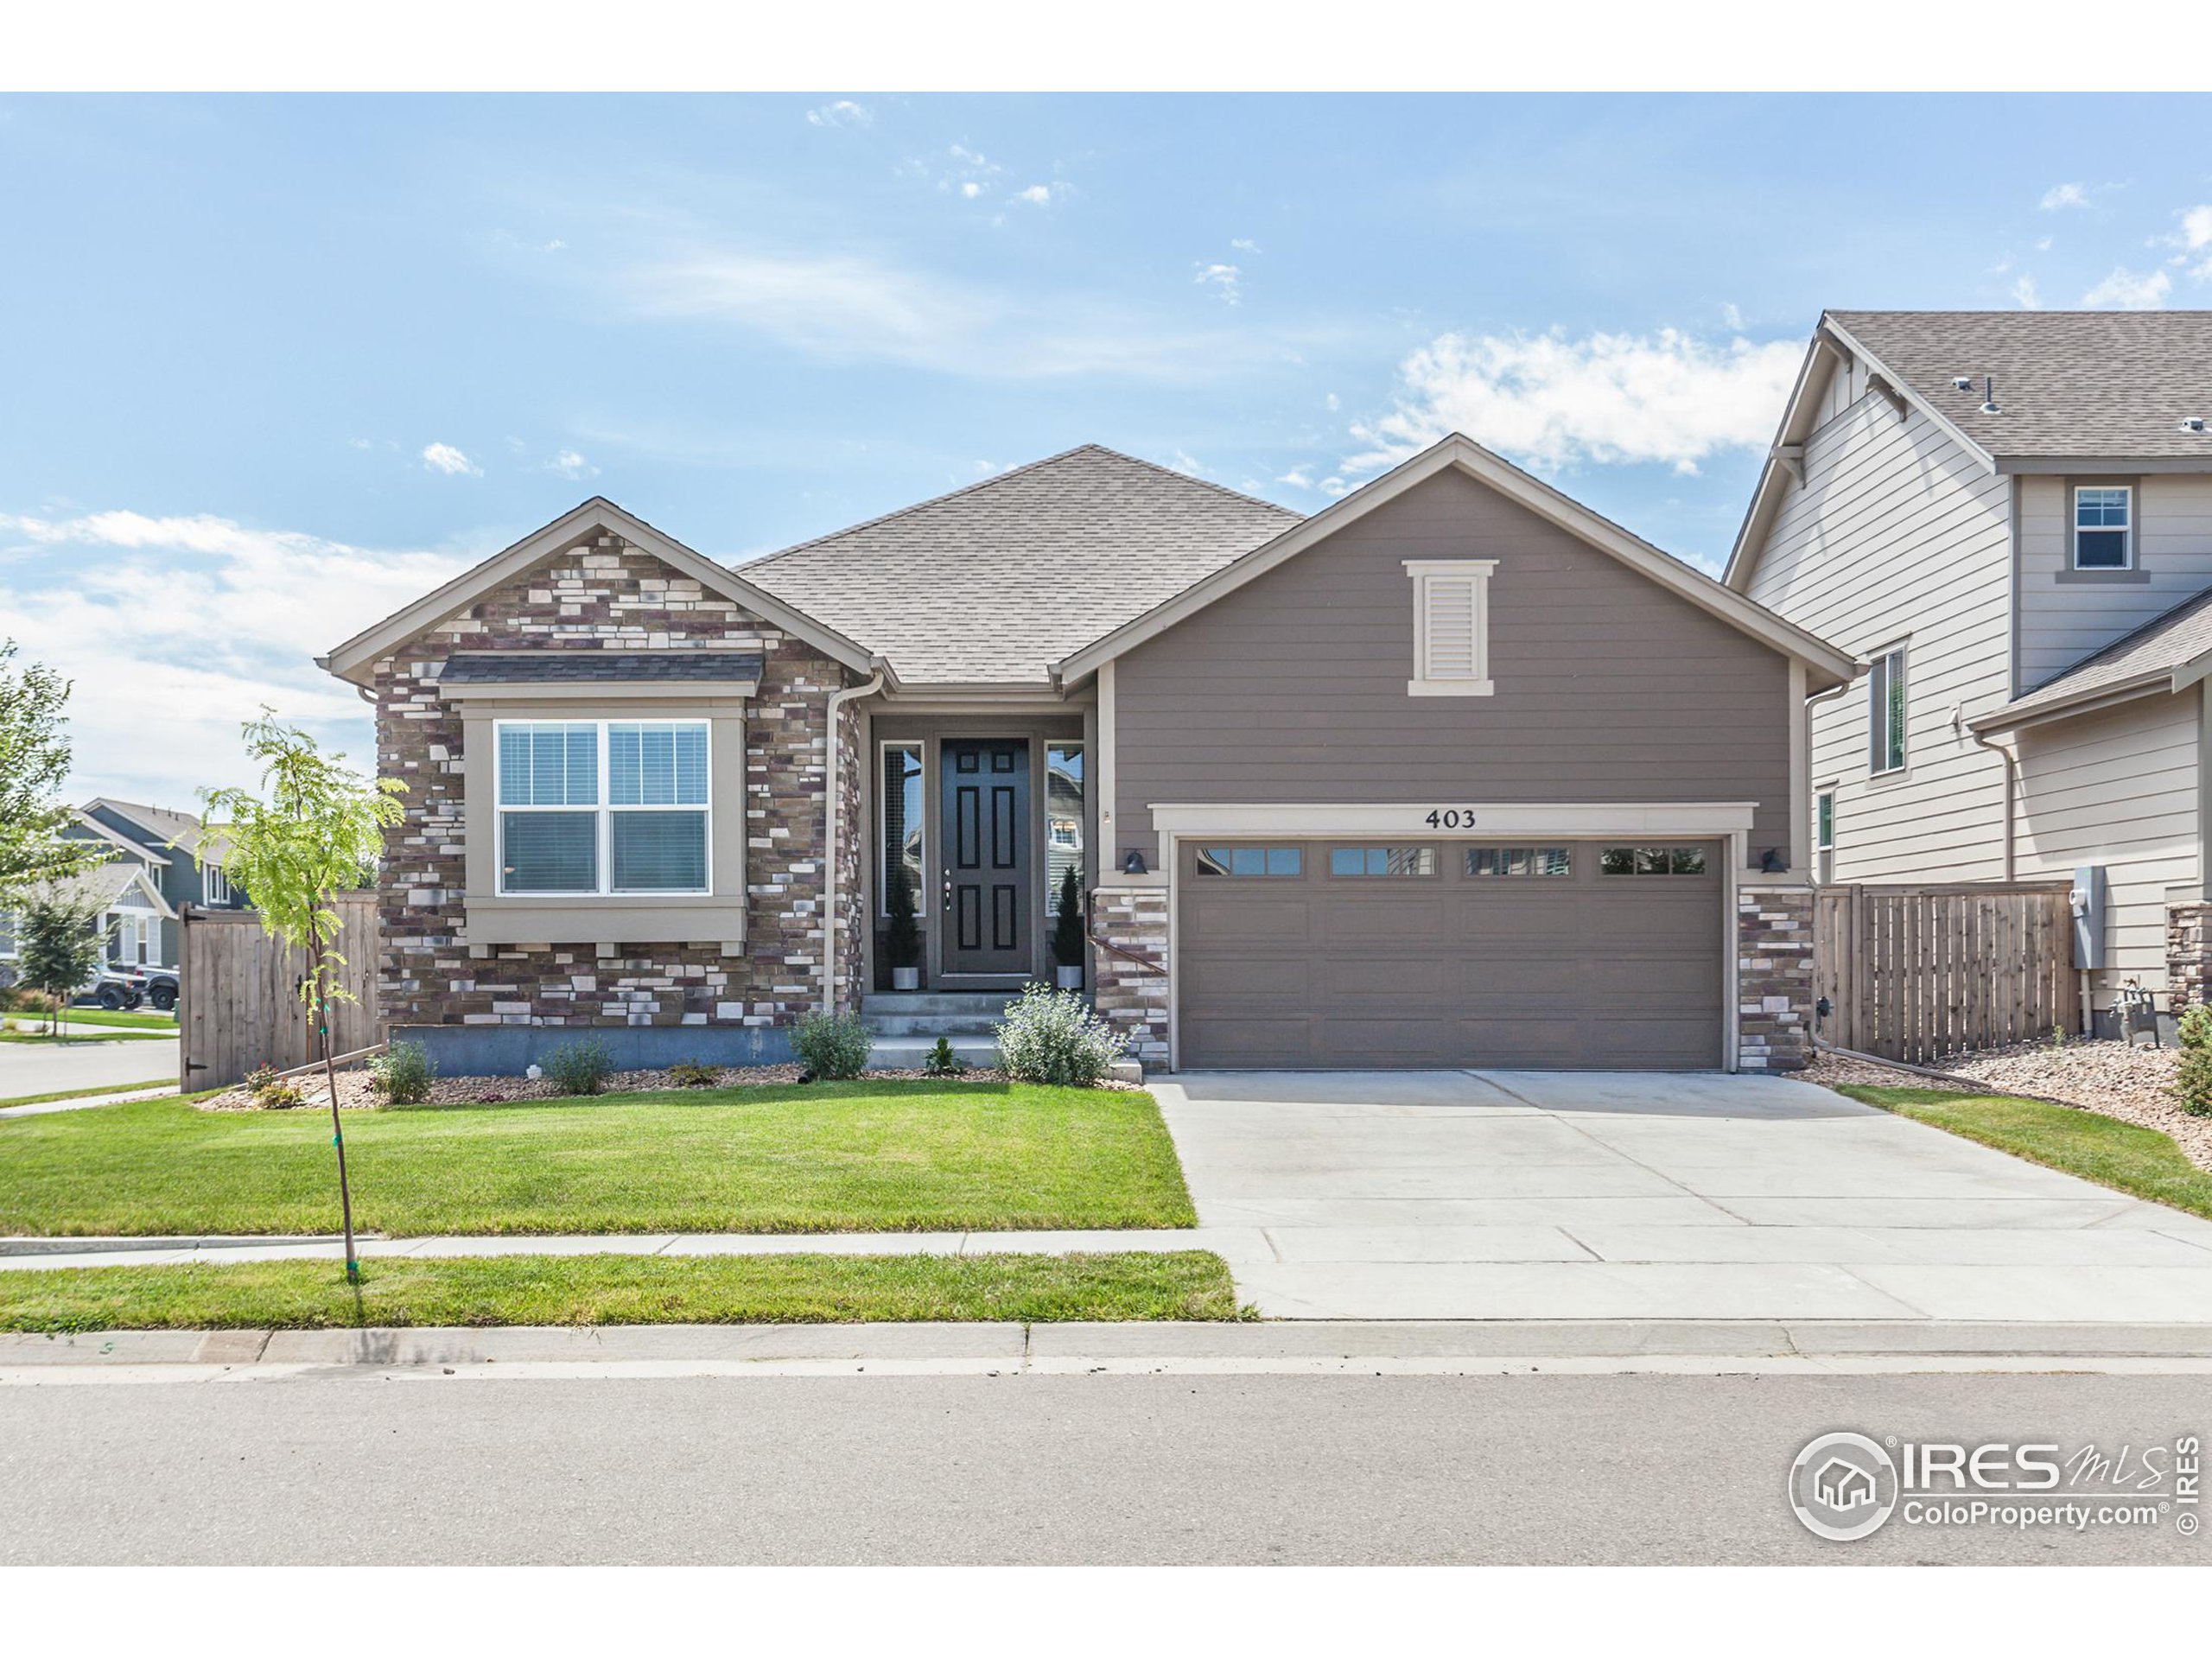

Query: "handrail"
left=1088, top=932, right=1168, bottom=978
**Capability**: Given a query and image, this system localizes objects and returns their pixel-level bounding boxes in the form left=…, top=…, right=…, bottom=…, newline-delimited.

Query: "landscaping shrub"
left=539, top=1038, right=615, bottom=1097
left=369, top=1040, right=435, bottom=1105
left=2180, top=1004, right=2212, bottom=1052
left=2175, top=1049, right=2212, bottom=1118
left=923, top=1036, right=967, bottom=1077
left=994, top=984, right=1128, bottom=1087
left=791, top=1013, right=873, bottom=1080
left=669, top=1060, right=721, bottom=1088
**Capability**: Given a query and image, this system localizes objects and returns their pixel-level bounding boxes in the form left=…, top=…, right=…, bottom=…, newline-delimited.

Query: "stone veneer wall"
left=375, top=530, right=858, bottom=1031
left=1737, top=883, right=1814, bottom=1071
left=1090, top=886, right=1170, bottom=1068
left=2166, top=901, right=2212, bottom=1016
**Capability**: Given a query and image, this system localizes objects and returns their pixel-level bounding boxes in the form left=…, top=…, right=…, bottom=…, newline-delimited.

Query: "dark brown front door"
left=940, top=739, right=1031, bottom=976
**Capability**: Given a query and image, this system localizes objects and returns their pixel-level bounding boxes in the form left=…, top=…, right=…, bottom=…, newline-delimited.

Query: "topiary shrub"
left=369, top=1039, right=435, bottom=1105
left=993, top=983, right=1128, bottom=1086
left=791, top=1013, right=874, bottom=1080
left=2179, top=1004, right=2212, bottom=1052
left=540, top=1037, right=615, bottom=1096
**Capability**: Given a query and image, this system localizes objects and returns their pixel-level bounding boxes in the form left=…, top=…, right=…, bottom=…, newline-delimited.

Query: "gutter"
left=821, top=663, right=887, bottom=1015
left=1969, top=727, right=2021, bottom=880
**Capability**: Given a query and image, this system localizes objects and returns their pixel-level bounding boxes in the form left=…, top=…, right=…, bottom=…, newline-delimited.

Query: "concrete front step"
left=862, top=1014, right=1007, bottom=1036
left=860, top=993, right=1024, bottom=1017
left=862, top=1034, right=1001, bottom=1071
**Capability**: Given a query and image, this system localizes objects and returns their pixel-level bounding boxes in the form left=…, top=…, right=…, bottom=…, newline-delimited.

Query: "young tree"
left=202, top=713, right=404, bottom=1283
left=0, top=639, right=102, bottom=898
left=16, top=884, right=110, bottom=1036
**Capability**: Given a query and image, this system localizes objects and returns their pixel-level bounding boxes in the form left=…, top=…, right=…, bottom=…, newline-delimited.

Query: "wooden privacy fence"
left=179, top=892, right=381, bottom=1091
left=1812, top=881, right=2076, bottom=1065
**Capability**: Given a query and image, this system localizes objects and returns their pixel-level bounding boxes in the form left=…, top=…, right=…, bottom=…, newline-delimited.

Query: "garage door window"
left=1467, top=847, right=1572, bottom=878
left=1329, top=846, right=1437, bottom=878
left=1196, top=846, right=1302, bottom=877
left=1600, top=846, right=1707, bottom=876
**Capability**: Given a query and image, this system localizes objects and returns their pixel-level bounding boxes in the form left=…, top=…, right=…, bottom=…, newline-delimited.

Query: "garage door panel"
left=1179, top=838, right=1724, bottom=1071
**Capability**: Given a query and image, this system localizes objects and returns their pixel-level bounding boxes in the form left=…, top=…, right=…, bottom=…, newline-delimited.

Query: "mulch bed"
left=1803, top=1040, right=2212, bottom=1173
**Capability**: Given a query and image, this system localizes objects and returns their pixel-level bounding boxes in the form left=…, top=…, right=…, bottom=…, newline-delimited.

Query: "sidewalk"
left=7, top=1319, right=2212, bottom=1382
left=0, top=1085, right=177, bottom=1119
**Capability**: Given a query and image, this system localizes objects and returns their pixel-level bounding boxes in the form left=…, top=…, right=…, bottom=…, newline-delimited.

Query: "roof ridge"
left=2018, top=579, right=2212, bottom=698
left=739, top=443, right=1300, bottom=573
left=1827, top=308, right=2212, bottom=318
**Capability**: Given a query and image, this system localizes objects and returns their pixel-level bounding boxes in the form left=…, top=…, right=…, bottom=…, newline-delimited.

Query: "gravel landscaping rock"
left=191, top=1062, right=1064, bottom=1113
left=1805, top=1041, right=2212, bottom=1173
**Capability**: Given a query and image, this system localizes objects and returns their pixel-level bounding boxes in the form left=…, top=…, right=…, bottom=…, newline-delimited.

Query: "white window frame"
left=493, top=718, right=712, bottom=899
left=1403, top=559, right=1497, bottom=696
left=878, top=739, right=925, bottom=918
left=1815, top=790, right=1836, bottom=885
left=2072, top=484, right=2135, bottom=571
left=1868, top=645, right=1908, bottom=776
left=204, top=864, right=232, bottom=906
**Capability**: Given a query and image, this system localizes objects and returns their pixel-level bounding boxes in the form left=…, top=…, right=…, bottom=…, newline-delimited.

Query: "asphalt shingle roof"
left=1827, top=310, right=2212, bottom=461
left=1993, top=582, right=2212, bottom=724
left=90, top=799, right=205, bottom=856
left=738, top=445, right=1304, bottom=684
left=437, top=652, right=764, bottom=684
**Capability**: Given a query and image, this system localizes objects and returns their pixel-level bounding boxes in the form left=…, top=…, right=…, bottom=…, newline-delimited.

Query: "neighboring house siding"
left=1748, top=393, right=2013, bottom=883
left=1112, top=467, right=1796, bottom=861
left=2012, top=688, right=2202, bottom=1004
left=374, top=530, right=855, bottom=1033
left=2018, top=473, right=2212, bottom=690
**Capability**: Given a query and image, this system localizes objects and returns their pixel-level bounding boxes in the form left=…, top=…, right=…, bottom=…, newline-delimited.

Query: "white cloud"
left=0, top=511, right=474, bottom=802
left=2034, top=235, right=2054, bottom=251
left=2012, top=275, right=2043, bottom=309
left=960, top=181, right=982, bottom=200
left=1344, top=327, right=1802, bottom=478
left=1230, top=238, right=1262, bottom=253
left=2040, top=182, right=2090, bottom=210
left=1324, top=391, right=1339, bottom=411
left=1275, top=466, right=1313, bottom=489
left=1721, top=302, right=1745, bottom=331
left=420, top=442, right=480, bottom=476
left=2082, top=265, right=2171, bottom=309
left=1014, top=183, right=1058, bottom=207
left=805, top=100, right=872, bottom=129
left=549, top=449, right=597, bottom=480
left=1194, top=261, right=1241, bottom=305
left=2181, top=205, right=2212, bottom=249
left=1166, top=450, right=1205, bottom=477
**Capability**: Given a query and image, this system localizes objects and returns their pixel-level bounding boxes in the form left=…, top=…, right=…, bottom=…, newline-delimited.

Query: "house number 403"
left=1424, top=809, right=1475, bottom=829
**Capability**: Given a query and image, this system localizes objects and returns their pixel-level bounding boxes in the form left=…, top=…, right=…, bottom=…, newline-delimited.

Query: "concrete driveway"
left=1153, top=1071, right=2212, bottom=1322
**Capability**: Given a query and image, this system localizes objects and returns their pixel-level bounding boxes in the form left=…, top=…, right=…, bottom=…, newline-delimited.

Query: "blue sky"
left=5, top=92, right=2210, bottom=804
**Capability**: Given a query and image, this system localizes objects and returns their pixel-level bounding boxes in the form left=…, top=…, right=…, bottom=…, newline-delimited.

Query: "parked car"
left=79, top=964, right=177, bottom=1012
left=136, top=967, right=179, bottom=1013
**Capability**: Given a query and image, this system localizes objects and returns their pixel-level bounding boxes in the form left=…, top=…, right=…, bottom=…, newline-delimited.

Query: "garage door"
left=1177, top=838, right=1724, bottom=1070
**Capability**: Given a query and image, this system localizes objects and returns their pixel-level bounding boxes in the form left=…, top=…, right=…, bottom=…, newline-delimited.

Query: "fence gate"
left=178, top=892, right=380, bottom=1091
left=1811, top=881, right=2076, bottom=1065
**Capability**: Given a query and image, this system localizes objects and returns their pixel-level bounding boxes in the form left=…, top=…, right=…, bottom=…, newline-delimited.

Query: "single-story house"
left=321, top=434, right=1854, bottom=1074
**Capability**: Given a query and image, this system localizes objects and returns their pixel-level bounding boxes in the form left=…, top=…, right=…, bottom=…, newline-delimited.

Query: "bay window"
left=495, top=719, right=709, bottom=896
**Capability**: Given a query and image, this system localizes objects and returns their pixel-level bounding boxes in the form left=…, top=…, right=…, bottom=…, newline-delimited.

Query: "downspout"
left=1969, top=726, right=2019, bottom=881
left=822, top=665, right=887, bottom=1016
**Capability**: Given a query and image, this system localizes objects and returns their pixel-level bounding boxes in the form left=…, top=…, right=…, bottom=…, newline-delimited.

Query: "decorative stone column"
left=1090, top=886, right=1171, bottom=1069
left=2166, top=900, right=2212, bottom=1015
left=1737, top=884, right=1815, bottom=1071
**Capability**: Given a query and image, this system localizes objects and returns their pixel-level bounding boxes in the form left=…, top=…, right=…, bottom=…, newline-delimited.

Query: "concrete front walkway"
left=1153, top=1070, right=2212, bottom=1322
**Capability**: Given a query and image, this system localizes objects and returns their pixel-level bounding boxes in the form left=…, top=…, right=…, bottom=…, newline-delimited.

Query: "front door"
left=939, top=738, right=1032, bottom=976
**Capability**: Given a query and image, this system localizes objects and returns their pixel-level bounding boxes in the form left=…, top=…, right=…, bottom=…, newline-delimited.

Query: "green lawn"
left=0, top=1250, right=1242, bottom=1332
left=55, top=1008, right=177, bottom=1031
left=0, top=1079, right=181, bottom=1110
left=1838, top=1086, right=2212, bottom=1222
left=0, top=1080, right=1198, bottom=1237
left=0, top=1029, right=175, bottom=1044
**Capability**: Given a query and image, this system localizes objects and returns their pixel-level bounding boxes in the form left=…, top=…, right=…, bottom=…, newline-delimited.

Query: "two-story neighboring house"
left=69, top=798, right=249, bottom=965
left=1728, top=310, right=2212, bottom=1031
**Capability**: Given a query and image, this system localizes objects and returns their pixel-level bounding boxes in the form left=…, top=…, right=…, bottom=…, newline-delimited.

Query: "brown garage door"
left=1177, top=839, right=1724, bottom=1070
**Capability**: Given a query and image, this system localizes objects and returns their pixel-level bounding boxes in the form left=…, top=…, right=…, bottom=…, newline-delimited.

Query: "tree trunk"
left=310, top=912, right=360, bottom=1283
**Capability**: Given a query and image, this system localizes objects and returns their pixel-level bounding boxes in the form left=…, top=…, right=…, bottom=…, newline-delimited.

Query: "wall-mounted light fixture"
left=1121, top=849, right=1148, bottom=875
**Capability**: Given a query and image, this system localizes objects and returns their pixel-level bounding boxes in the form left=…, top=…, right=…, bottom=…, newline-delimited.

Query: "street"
left=5, top=1369, right=2205, bottom=1565
left=0, top=1036, right=176, bottom=1103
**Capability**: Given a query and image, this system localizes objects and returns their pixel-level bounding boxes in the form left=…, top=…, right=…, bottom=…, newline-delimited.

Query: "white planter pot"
left=1055, top=964, right=1084, bottom=991
left=891, top=967, right=919, bottom=991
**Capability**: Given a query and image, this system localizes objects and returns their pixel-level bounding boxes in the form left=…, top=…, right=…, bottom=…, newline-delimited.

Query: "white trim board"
left=1147, top=802, right=1759, bottom=839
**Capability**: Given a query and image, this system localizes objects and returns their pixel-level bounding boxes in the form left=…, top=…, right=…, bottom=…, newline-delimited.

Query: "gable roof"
left=1973, top=582, right=2212, bottom=734
left=740, top=446, right=1303, bottom=686
left=320, top=497, right=880, bottom=686
left=1729, top=309, right=2212, bottom=593
left=49, top=858, right=175, bottom=920
left=1827, top=309, right=2212, bottom=465
left=84, top=798, right=206, bottom=857
left=70, top=808, right=170, bottom=867
left=1051, top=433, right=1860, bottom=690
